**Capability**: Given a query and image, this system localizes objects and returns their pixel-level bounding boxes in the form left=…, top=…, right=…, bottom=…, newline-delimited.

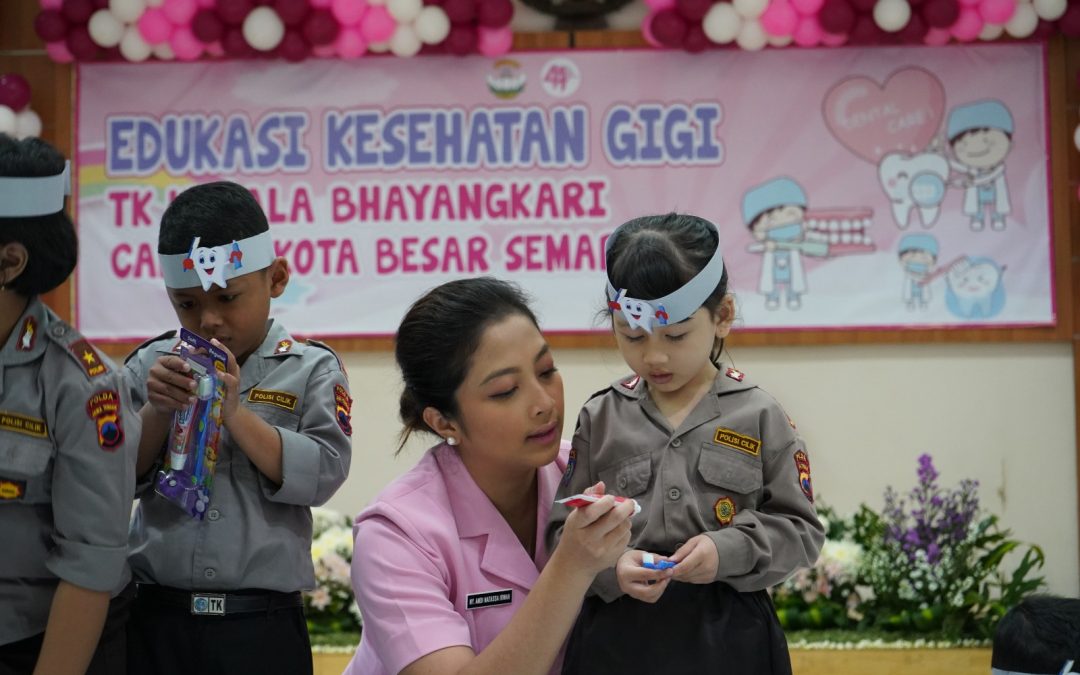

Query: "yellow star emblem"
left=82, top=350, right=96, bottom=365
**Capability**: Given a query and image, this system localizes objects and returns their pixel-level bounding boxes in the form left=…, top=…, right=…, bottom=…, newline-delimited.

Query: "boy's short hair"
left=0, top=133, right=78, bottom=296
left=992, top=595, right=1080, bottom=673
left=158, top=181, right=268, bottom=255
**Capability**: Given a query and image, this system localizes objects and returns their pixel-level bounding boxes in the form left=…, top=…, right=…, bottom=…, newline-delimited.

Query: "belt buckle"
left=191, top=593, right=226, bottom=616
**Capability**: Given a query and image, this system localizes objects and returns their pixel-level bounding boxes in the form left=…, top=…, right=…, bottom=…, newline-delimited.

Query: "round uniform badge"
left=714, top=496, right=736, bottom=526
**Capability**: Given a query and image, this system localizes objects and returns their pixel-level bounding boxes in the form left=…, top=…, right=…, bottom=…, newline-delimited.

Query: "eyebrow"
left=480, top=344, right=551, bottom=385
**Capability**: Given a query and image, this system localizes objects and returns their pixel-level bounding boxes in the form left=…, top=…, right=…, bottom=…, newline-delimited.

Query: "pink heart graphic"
left=822, top=67, right=945, bottom=164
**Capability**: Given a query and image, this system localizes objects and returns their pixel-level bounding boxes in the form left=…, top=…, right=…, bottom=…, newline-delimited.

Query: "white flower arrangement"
left=305, top=506, right=362, bottom=635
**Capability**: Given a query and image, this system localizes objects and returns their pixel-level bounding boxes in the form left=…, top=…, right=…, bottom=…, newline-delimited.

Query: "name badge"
left=466, top=589, right=513, bottom=610
left=191, top=593, right=226, bottom=616
left=247, top=388, right=298, bottom=412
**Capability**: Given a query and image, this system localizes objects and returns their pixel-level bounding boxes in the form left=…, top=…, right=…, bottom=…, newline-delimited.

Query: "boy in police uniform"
left=124, top=181, right=353, bottom=675
left=0, top=134, right=139, bottom=675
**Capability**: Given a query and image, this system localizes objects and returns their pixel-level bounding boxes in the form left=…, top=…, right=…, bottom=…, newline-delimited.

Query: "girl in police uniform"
left=547, top=213, right=824, bottom=673
left=0, top=134, right=139, bottom=675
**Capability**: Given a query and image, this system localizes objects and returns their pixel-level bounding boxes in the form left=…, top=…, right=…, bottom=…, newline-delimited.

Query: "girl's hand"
left=145, top=355, right=196, bottom=416
left=616, top=550, right=674, bottom=603
left=669, top=534, right=719, bottom=584
left=557, top=482, right=634, bottom=578
left=209, top=339, right=241, bottom=424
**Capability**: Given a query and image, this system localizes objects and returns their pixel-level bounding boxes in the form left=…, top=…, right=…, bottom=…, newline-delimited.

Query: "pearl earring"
left=446, top=437, right=458, bottom=446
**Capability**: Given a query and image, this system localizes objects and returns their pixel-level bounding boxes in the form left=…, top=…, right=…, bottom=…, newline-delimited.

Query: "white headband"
left=605, top=219, right=725, bottom=333
left=0, top=161, right=71, bottom=217
left=158, top=231, right=275, bottom=290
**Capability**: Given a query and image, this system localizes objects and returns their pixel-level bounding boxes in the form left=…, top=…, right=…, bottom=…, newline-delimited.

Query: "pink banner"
left=75, top=44, right=1052, bottom=340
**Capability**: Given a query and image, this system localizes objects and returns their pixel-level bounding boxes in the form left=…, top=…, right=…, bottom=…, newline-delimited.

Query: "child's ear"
left=0, top=242, right=29, bottom=287
left=267, top=257, right=290, bottom=298
left=714, top=295, right=736, bottom=339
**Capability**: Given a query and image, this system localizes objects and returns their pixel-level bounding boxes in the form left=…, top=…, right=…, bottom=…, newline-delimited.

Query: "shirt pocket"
left=697, top=443, right=763, bottom=496
left=0, top=435, right=54, bottom=505
left=597, top=453, right=652, bottom=498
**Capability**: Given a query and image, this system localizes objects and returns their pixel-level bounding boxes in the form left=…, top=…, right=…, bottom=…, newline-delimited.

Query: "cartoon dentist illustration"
left=744, top=177, right=809, bottom=310
left=897, top=233, right=938, bottom=310
left=946, top=99, right=1013, bottom=232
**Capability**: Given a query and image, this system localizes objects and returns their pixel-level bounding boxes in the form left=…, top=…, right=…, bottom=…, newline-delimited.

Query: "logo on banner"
left=487, top=59, right=526, bottom=100
left=540, top=58, right=581, bottom=98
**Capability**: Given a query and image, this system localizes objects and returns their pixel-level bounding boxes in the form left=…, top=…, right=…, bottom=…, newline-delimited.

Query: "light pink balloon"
left=45, top=40, right=74, bottom=63
left=138, top=8, right=175, bottom=44
left=790, top=0, right=824, bottom=15
left=644, top=0, right=677, bottom=10
left=950, top=5, right=983, bottom=39
left=335, top=26, right=367, bottom=57
left=332, top=0, right=368, bottom=25
left=163, top=0, right=198, bottom=24
left=170, top=26, right=203, bottom=59
left=792, top=14, right=823, bottom=44
left=360, top=5, right=396, bottom=42
left=821, top=29, right=848, bottom=45
left=978, top=0, right=1014, bottom=23
left=39, top=0, right=63, bottom=9
left=476, top=24, right=512, bottom=56
left=923, top=26, right=951, bottom=43
left=761, top=0, right=798, bottom=35
left=642, top=10, right=663, bottom=47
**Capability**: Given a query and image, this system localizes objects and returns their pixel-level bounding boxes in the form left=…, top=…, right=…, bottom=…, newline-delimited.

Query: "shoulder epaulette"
left=46, top=320, right=111, bottom=380
left=123, top=330, right=178, bottom=366
left=306, top=338, right=347, bottom=375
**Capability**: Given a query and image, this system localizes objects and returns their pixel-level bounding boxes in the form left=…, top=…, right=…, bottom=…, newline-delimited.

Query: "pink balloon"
left=950, top=6, right=982, bottom=39
left=46, top=40, right=75, bottom=63
left=644, top=0, right=676, bottom=10
left=163, top=0, right=199, bottom=24
left=642, top=9, right=662, bottom=47
left=206, top=40, right=225, bottom=55
left=196, top=0, right=216, bottom=6
left=476, top=24, right=511, bottom=56
left=360, top=5, right=395, bottom=42
left=958, top=0, right=978, bottom=6
left=332, top=0, right=368, bottom=25
left=40, top=0, right=63, bottom=8
left=170, top=26, right=204, bottom=58
left=311, top=0, right=333, bottom=6
left=923, top=25, right=950, bottom=42
left=138, top=8, right=175, bottom=44
left=978, top=0, right=1013, bottom=23
left=335, top=26, right=366, bottom=57
left=790, top=0, right=824, bottom=15
left=821, top=29, right=848, bottom=44
left=792, top=14, right=823, bottom=44
left=761, top=0, right=798, bottom=35
left=312, top=42, right=337, bottom=56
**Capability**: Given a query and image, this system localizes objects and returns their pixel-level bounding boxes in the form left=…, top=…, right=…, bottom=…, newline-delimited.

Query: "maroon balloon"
left=221, top=27, right=256, bottom=56
left=0, top=74, right=32, bottom=112
left=34, top=10, right=69, bottom=44
left=216, top=0, right=254, bottom=25
left=442, top=0, right=477, bottom=24
left=651, top=9, right=688, bottom=47
left=93, top=0, right=109, bottom=7
left=66, top=25, right=100, bottom=60
left=276, top=30, right=309, bottom=61
left=422, top=0, right=444, bottom=6
left=1061, top=3, right=1080, bottom=38
left=477, top=0, right=513, bottom=26
left=683, top=23, right=709, bottom=52
left=444, top=24, right=477, bottom=54
left=192, top=9, right=225, bottom=43
left=921, top=0, right=959, bottom=28
left=848, top=14, right=882, bottom=43
left=675, top=0, right=711, bottom=21
left=420, top=41, right=446, bottom=53
left=818, top=0, right=855, bottom=34
left=1031, top=18, right=1055, bottom=39
left=62, top=0, right=95, bottom=24
left=302, top=9, right=339, bottom=45
left=848, top=0, right=876, bottom=14
left=897, top=11, right=927, bottom=41
left=274, top=0, right=310, bottom=25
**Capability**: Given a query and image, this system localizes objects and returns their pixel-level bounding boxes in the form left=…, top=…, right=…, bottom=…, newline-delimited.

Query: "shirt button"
left=618, top=476, right=628, bottom=489
left=204, top=568, right=216, bottom=580
left=671, top=438, right=682, bottom=448
left=667, top=488, right=681, bottom=501
left=207, top=509, right=220, bottom=521
left=49, top=324, right=66, bottom=338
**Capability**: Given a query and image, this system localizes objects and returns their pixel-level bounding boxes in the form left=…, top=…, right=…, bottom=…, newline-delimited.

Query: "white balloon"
left=414, top=6, right=451, bottom=44
left=146, top=0, right=163, bottom=6
left=88, top=10, right=126, bottom=48
left=389, top=24, right=422, bottom=56
left=1005, top=1, right=1037, bottom=36
left=153, top=42, right=175, bottom=60
left=15, top=109, right=42, bottom=140
left=873, top=0, right=911, bottom=32
left=978, top=22, right=1004, bottom=39
left=1032, top=0, right=1065, bottom=20
left=109, top=0, right=146, bottom=23
left=0, top=106, right=16, bottom=136
left=120, top=26, right=153, bottom=61
left=243, top=7, right=286, bottom=51
left=767, top=31, right=793, bottom=46
left=703, top=2, right=742, bottom=43
left=368, top=0, right=387, bottom=6
left=733, top=0, right=768, bottom=19
left=1073, top=123, right=1080, bottom=153
left=368, top=40, right=391, bottom=52
left=388, top=0, right=423, bottom=23
left=735, top=18, right=767, bottom=49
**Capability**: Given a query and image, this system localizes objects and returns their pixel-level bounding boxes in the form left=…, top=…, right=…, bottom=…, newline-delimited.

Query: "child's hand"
left=558, top=483, right=635, bottom=578
left=616, top=550, right=674, bottom=603
left=145, top=355, right=196, bottom=416
left=669, top=534, right=719, bottom=584
left=209, top=339, right=241, bottom=423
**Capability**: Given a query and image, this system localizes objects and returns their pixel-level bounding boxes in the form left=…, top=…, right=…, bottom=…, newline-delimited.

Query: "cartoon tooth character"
left=945, top=256, right=1006, bottom=319
left=878, top=151, right=949, bottom=229
left=946, top=100, right=1013, bottom=232
left=743, top=177, right=809, bottom=311
left=897, top=233, right=939, bottom=311
left=182, top=237, right=244, bottom=291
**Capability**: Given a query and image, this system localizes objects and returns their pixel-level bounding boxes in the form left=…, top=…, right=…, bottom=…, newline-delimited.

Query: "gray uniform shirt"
left=0, top=297, right=139, bottom=644
left=125, top=320, right=352, bottom=592
left=546, top=368, right=824, bottom=602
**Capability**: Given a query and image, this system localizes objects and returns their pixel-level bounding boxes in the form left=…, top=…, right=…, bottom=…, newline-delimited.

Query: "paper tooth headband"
left=0, top=161, right=71, bottom=218
left=159, top=230, right=275, bottom=291
left=605, top=218, right=725, bottom=333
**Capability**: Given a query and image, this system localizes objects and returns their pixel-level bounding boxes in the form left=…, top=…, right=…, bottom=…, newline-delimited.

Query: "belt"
left=135, top=584, right=304, bottom=616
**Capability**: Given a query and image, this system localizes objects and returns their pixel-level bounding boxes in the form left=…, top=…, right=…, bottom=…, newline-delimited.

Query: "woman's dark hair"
left=605, top=212, right=730, bottom=365
left=395, top=277, right=540, bottom=453
left=0, top=134, right=78, bottom=296
left=158, top=181, right=268, bottom=255
left=992, top=595, right=1080, bottom=672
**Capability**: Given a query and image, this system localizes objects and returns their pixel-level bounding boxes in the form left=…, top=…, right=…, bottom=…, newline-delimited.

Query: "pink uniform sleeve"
left=351, top=512, right=473, bottom=674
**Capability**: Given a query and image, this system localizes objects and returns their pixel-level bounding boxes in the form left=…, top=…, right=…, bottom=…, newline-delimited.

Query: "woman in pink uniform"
left=346, top=277, right=635, bottom=675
